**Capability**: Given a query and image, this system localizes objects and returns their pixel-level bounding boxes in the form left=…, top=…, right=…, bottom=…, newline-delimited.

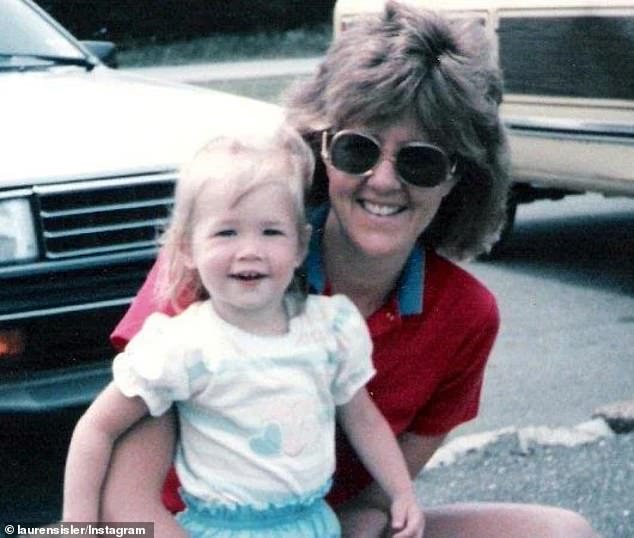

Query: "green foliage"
left=39, top=0, right=337, bottom=42
left=117, top=25, right=332, bottom=66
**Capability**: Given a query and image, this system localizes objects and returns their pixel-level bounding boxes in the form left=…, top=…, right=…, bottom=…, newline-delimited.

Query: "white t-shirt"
left=112, top=294, right=375, bottom=509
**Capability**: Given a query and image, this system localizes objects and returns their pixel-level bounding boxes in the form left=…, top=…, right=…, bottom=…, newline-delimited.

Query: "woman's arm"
left=103, top=255, right=186, bottom=535
left=100, top=411, right=185, bottom=538
left=63, top=383, right=149, bottom=521
left=337, top=388, right=425, bottom=538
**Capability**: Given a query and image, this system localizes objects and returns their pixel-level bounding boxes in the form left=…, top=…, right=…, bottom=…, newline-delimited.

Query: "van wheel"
left=481, top=195, right=517, bottom=260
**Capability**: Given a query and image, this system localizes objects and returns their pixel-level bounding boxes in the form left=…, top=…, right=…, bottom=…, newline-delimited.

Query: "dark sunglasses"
left=321, top=130, right=456, bottom=188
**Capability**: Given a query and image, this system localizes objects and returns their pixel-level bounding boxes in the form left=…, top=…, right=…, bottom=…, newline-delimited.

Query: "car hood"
left=0, top=66, right=283, bottom=188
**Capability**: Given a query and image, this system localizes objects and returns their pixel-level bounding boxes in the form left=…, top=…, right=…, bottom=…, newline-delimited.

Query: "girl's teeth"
left=234, top=272, right=262, bottom=280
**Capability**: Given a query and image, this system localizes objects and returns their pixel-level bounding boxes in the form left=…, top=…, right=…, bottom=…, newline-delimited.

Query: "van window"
left=499, top=14, right=634, bottom=101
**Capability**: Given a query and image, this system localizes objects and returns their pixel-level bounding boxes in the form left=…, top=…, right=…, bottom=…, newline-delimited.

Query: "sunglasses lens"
left=397, top=145, right=448, bottom=187
left=330, top=133, right=380, bottom=175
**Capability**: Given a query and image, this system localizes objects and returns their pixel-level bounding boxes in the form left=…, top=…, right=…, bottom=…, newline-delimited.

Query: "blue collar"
left=305, top=204, right=424, bottom=316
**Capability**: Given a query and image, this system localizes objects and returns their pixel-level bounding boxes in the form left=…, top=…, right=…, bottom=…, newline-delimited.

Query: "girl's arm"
left=341, top=431, right=446, bottom=510
left=63, top=383, right=150, bottom=521
left=337, top=388, right=425, bottom=538
left=336, top=432, right=446, bottom=536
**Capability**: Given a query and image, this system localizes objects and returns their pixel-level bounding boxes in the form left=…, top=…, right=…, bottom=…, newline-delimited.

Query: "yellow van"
left=334, top=0, right=634, bottom=240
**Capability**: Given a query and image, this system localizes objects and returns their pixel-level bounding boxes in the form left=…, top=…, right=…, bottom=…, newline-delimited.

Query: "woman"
left=101, top=2, right=597, bottom=536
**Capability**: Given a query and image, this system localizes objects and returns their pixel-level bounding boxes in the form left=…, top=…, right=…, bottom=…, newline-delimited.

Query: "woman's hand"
left=390, top=491, right=425, bottom=537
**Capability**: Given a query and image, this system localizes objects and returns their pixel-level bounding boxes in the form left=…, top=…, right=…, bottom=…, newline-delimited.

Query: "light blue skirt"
left=176, top=492, right=341, bottom=538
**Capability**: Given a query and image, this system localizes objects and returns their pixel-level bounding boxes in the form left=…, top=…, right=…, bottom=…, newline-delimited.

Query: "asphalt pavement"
left=418, top=419, right=633, bottom=537
left=120, top=59, right=634, bottom=538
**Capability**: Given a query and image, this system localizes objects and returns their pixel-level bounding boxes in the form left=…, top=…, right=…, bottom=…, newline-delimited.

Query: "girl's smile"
left=184, top=181, right=308, bottom=335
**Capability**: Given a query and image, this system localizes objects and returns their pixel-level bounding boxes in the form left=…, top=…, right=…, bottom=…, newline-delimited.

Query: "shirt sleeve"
left=328, top=295, right=376, bottom=405
left=110, top=251, right=178, bottom=352
left=112, top=312, right=196, bottom=417
left=410, top=298, right=500, bottom=436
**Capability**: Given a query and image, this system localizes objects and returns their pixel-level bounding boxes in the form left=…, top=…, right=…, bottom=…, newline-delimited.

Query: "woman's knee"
left=424, top=502, right=598, bottom=538
left=545, top=506, right=597, bottom=538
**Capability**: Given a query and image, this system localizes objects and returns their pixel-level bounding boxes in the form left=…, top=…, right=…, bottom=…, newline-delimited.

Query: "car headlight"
left=0, top=197, right=39, bottom=263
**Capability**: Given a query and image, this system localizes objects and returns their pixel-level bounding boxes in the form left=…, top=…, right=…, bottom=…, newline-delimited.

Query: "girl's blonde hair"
left=156, top=123, right=315, bottom=312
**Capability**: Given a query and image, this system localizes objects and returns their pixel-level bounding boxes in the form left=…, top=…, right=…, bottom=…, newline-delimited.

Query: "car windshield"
left=0, top=0, right=86, bottom=68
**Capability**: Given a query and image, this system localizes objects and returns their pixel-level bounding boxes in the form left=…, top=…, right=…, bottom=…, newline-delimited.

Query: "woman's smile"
left=326, top=117, right=456, bottom=260
left=358, top=199, right=406, bottom=217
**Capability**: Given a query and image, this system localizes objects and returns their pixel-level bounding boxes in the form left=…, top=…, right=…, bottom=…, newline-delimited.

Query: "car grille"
left=33, top=172, right=175, bottom=259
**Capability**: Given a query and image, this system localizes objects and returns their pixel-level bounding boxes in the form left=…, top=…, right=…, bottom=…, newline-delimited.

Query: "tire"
left=481, top=194, right=517, bottom=260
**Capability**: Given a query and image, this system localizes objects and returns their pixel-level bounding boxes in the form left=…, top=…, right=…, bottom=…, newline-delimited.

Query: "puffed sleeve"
left=112, top=312, right=199, bottom=416
left=328, top=295, right=376, bottom=405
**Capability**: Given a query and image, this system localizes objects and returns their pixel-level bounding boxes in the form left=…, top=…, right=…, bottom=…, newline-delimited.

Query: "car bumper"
left=0, top=362, right=111, bottom=413
left=1, top=255, right=154, bottom=413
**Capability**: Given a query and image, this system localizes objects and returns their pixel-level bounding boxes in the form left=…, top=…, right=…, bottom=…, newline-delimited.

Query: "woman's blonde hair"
left=156, top=123, right=315, bottom=311
left=285, top=1, right=510, bottom=259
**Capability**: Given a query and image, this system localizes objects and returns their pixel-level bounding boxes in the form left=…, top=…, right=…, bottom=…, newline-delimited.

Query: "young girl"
left=62, top=125, right=424, bottom=538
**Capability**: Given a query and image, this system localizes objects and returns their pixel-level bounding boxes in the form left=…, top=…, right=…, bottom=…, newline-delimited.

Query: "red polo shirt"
left=111, top=207, right=499, bottom=510
left=326, top=250, right=499, bottom=505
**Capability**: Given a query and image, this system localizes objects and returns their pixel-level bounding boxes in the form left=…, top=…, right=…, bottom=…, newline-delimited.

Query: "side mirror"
left=81, top=40, right=118, bottom=68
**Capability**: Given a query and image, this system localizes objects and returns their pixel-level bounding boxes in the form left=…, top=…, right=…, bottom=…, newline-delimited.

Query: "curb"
left=427, top=417, right=618, bottom=470
left=593, top=399, right=634, bottom=434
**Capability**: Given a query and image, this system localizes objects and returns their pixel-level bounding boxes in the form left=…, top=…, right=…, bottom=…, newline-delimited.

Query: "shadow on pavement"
left=488, top=209, right=634, bottom=296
